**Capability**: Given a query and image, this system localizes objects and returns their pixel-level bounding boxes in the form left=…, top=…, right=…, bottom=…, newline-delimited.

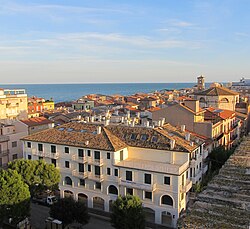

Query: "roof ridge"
left=102, top=127, right=127, bottom=151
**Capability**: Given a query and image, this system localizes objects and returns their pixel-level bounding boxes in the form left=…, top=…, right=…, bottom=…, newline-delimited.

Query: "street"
left=30, top=203, right=114, bottom=229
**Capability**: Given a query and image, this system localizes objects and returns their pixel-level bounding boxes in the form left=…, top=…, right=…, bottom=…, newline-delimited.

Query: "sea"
left=0, top=83, right=208, bottom=103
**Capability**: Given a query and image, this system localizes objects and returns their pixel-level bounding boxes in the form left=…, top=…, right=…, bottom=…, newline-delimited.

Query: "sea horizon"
left=1, top=82, right=214, bottom=103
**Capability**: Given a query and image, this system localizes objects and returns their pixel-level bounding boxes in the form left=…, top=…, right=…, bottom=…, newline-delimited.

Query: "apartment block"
left=0, top=88, right=28, bottom=120
left=0, top=121, right=28, bottom=168
left=22, top=122, right=207, bottom=228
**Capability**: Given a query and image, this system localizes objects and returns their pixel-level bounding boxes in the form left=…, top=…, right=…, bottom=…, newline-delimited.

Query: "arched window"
left=199, top=97, right=206, bottom=103
left=220, top=98, right=229, bottom=103
left=161, top=195, right=173, bottom=206
left=65, top=176, right=72, bottom=185
left=108, top=185, right=118, bottom=195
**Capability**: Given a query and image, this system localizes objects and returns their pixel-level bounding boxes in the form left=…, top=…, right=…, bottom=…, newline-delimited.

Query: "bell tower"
left=197, top=75, right=205, bottom=91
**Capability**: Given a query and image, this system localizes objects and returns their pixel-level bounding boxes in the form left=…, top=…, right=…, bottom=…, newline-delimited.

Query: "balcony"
left=32, top=150, right=59, bottom=159
left=87, top=158, right=104, bottom=166
left=0, top=135, right=10, bottom=143
left=114, top=159, right=189, bottom=176
left=202, top=164, right=208, bottom=174
left=191, top=170, right=203, bottom=183
left=189, top=159, right=196, bottom=167
left=72, top=170, right=88, bottom=179
left=88, top=173, right=104, bottom=182
left=72, top=154, right=87, bottom=163
left=0, top=149, right=10, bottom=157
left=180, top=179, right=192, bottom=193
left=230, top=122, right=238, bottom=131
left=119, top=179, right=157, bottom=192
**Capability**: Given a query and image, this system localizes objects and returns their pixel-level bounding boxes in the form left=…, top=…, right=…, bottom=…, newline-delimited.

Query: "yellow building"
left=43, top=100, right=55, bottom=111
left=194, top=85, right=239, bottom=111
left=0, top=88, right=28, bottom=120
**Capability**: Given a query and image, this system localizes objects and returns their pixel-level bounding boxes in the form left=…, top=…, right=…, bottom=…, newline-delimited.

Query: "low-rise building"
left=0, top=88, right=28, bottom=120
left=72, top=98, right=95, bottom=111
left=22, top=122, right=207, bottom=228
left=0, top=121, right=28, bottom=168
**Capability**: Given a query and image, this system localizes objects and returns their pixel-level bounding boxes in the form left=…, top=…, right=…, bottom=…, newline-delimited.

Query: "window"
left=27, top=142, right=31, bottom=148
left=107, top=167, right=111, bottom=175
left=144, top=173, right=151, bottom=184
left=12, top=154, right=18, bottom=160
left=87, top=150, right=91, bottom=156
left=130, top=133, right=137, bottom=140
left=51, top=145, right=56, bottom=153
left=65, top=176, right=72, bottom=186
left=38, top=144, right=43, bottom=151
left=39, top=156, right=43, bottom=160
left=141, top=134, right=148, bottom=141
left=95, top=166, right=100, bottom=175
left=95, top=182, right=101, bottom=190
left=12, top=141, right=17, bottom=148
left=65, top=147, right=69, bottom=154
left=126, top=171, right=132, bottom=181
left=108, top=185, right=118, bottom=195
left=114, top=168, right=118, bottom=177
left=127, top=188, right=133, bottom=195
left=161, top=195, right=173, bottom=206
left=151, top=135, right=158, bottom=143
left=28, top=155, right=32, bottom=160
left=107, top=152, right=110, bottom=159
left=88, top=165, right=91, bottom=172
left=78, top=149, right=84, bottom=157
left=145, top=191, right=152, bottom=200
left=186, top=171, right=189, bottom=179
left=164, top=176, right=170, bottom=185
left=79, top=163, right=84, bottom=172
left=80, top=179, right=85, bottom=186
left=94, top=151, right=100, bottom=160
left=51, top=159, right=56, bottom=167
left=190, top=168, right=193, bottom=178
left=65, top=161, right=70, bottom=168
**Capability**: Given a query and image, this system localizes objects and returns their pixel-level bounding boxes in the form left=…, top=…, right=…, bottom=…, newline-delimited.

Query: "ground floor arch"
left=64, top=190, right=74, bottom=198
left=78, top=193, right=88, bottom=207
left=143, top=207, right=155, bottom=223
left=162, top=211, right=172, bottom=226
left=93, top=196, right=105, bottom=210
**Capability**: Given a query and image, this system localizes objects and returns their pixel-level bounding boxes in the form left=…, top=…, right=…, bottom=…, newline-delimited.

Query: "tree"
left=111, top=195, right=145, bottom=229
left=49, top=197, right=89, bottom=226
left=0, top=169, right=30, bottom=224
left=8, top=159, right=60, bottom=196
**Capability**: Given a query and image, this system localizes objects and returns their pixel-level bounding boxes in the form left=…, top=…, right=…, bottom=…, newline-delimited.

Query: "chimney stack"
left=181, top=125, right=186, bottom=132
left=170, top=139, right=175, bottom=150
left=85, top=141, right=89, bottom=146
left=185, top=132, right=191, bottom=141
left=104, top=118, right=110, bottom=126
left=97, top=126, right=101, bottom=134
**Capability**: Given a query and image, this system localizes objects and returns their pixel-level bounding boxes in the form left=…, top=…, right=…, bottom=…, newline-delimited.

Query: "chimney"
left=90, top=116, right=94, bottom=122
left=85, top=116, right=90, bottom=122
left=146, top=121, right=150, bottom=127
left=170, top=139, right=175, bottom=150
left=104, top=119, right=110, bottom=126
left=97, top=126, right=101, bottom=134
left=190, top=141, right=194, bottom=147
left=161, top=118, right=165, bottom=126
left=131, top=121, right=135, bottom=127
left=127, top=111, right=130, bottom=119
left=185, top=132, right=191, bottom=141
left=181, top=125, right=186, bottom=132
left=121, top=116, right=124, bottom=123
left=105, top=110, right=109, bottom=118
left=85, top=141, right=89, bottom=146
left=136, top=112, right=140, bottom=118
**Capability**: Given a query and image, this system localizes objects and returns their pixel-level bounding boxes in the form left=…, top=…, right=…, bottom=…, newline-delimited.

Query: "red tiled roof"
left=21, top=117, right=53, bottom=127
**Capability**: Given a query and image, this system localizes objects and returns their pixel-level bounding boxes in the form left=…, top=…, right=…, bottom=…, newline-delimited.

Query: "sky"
left=0, top=0, right=249, bottom=84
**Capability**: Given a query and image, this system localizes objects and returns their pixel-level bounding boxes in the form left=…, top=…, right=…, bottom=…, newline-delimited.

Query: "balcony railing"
left=0, top=149, right=10, bottom=157
left=180, top=179, right=192, bottom=193
left=72, top=170, right=88, bottom=179
left=119, top=179, right=157, bottom=192
left=72, top=155, right=87, bottom=163
left=32, top=150, right=59, bottom=159
left=88, top=173, right=104, bottom=182
left=87, top=158, right=104, bottom=166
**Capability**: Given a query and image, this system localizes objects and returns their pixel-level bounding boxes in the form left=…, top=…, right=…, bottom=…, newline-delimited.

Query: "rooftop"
left=21, top=117, right=54, bottom=127
left=179, top=136, right=250, bottom=229
left=195, top=86, right=239, bottom=96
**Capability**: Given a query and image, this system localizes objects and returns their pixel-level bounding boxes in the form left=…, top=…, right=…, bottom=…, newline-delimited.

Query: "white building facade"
left=22, top=123, right=206, bottom=228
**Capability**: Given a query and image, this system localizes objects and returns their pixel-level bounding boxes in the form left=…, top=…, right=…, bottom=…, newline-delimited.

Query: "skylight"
left=141, top=134, right=148, bottom=141
left=58, top=127, right=64, bottom=131
left=67, top=128, right=74, bottom=132
left=151, top=135, right=158, bottom=142
left=80, top=129, right=87, bottom=133
left=131, top=133, right=137, bottom=140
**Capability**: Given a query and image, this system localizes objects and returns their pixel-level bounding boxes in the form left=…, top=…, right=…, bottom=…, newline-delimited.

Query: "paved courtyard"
left=30, top=203, right=114, bottom=229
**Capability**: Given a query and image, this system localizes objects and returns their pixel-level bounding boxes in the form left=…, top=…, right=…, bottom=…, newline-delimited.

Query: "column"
left=155, top=209, right=162, bottom=225
left=104, top=199, right=110, bottom=212
left=88, top=197, right=93, bottom=208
